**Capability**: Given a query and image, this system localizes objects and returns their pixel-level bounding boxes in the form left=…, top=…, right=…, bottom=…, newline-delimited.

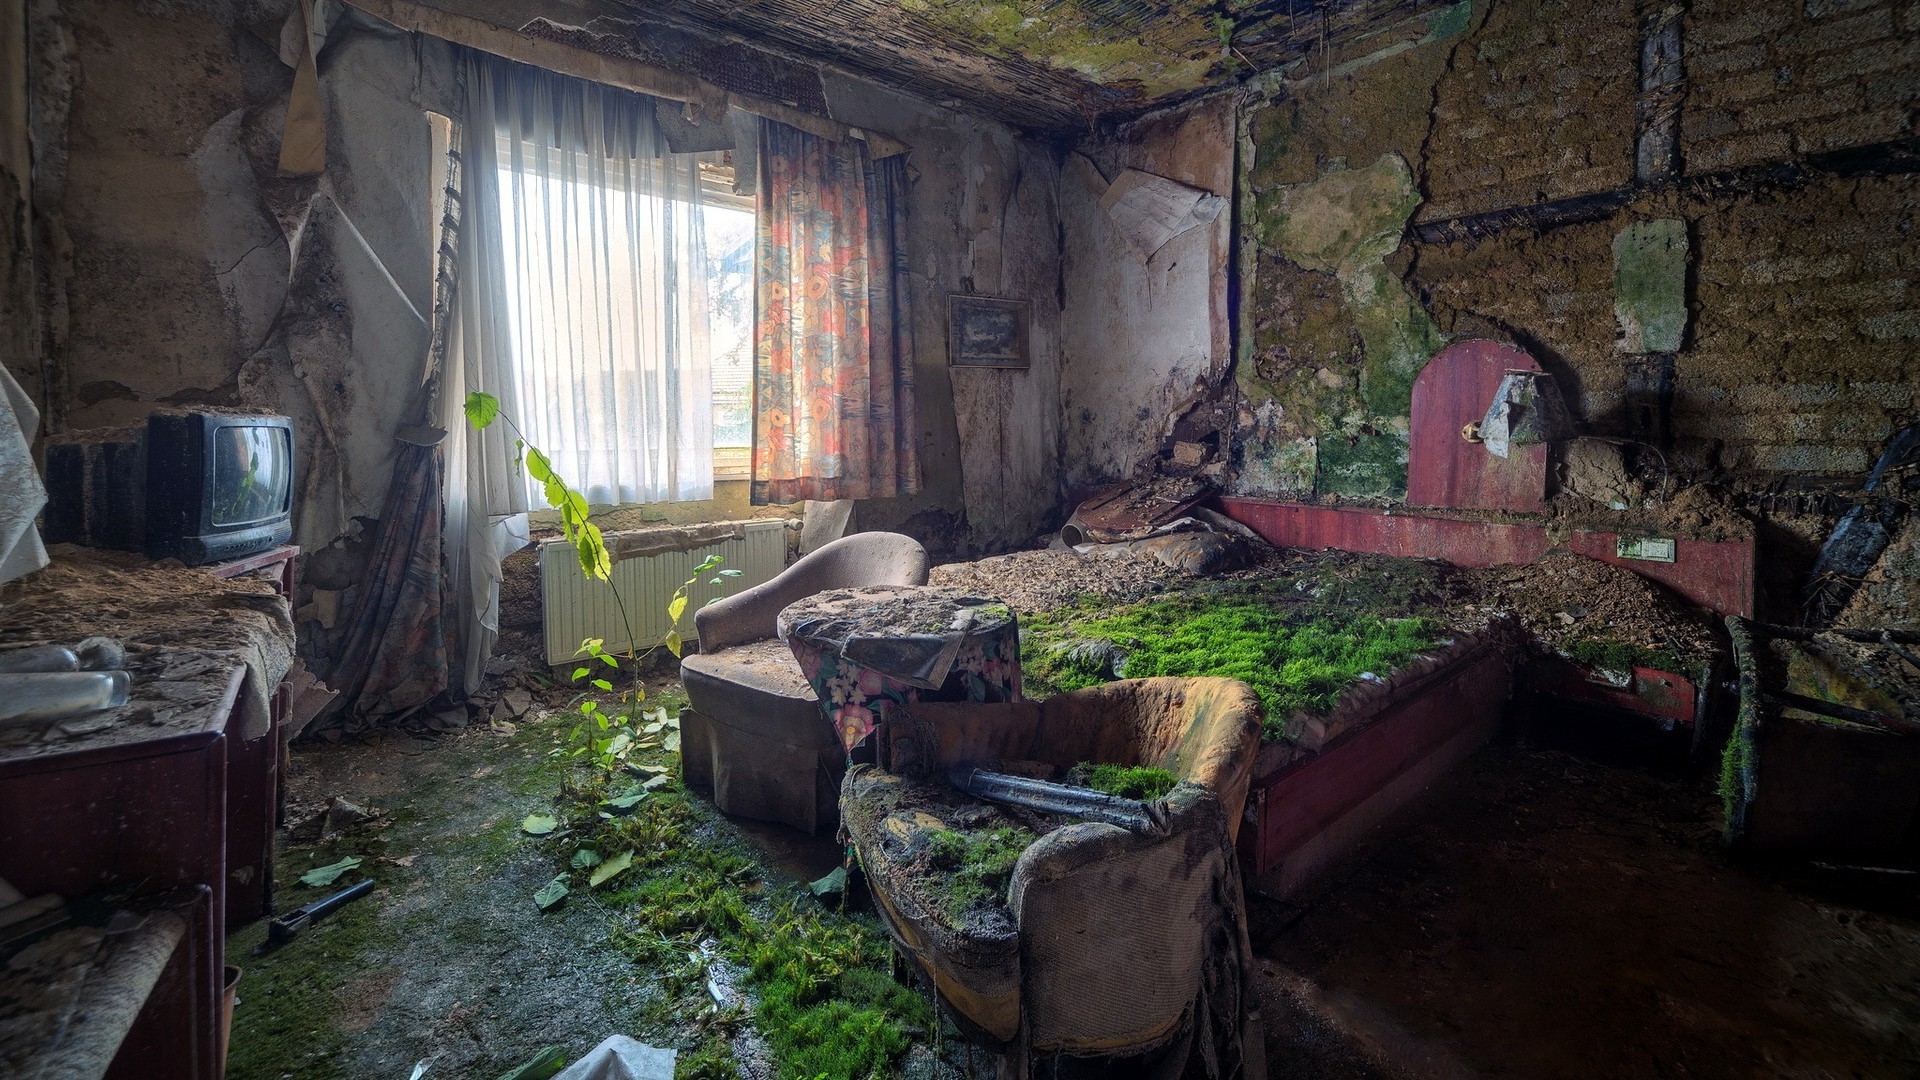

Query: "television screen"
left=210, top=424, right=293, bottom=528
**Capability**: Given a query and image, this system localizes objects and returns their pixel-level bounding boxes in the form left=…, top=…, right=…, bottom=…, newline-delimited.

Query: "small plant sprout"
left=463, top=392, right=742, bottom=901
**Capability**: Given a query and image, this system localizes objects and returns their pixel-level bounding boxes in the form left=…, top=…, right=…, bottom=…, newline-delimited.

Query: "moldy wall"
left=12, top=0, right=1063, bottom=668
left=1222, top=0, right=1919, bottom=617
left=1059, top=95, right=1235, bottom=495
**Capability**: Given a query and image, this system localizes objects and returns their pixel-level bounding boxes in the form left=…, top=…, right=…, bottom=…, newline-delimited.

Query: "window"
left=493, top=129, right=752, bottom=505
left=699, top=173, right=754, bottom=481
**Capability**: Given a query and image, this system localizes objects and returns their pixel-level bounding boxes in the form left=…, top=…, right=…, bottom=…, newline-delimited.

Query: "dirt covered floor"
left=1251, top=745, right=1920, bottom=1078
left=225, top=684, right=936, bottom=1080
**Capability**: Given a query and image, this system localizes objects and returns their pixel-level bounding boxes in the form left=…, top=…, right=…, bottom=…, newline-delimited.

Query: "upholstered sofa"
left=678, top=531, right=929, bottom=833
left=841, top=677, right=1266, bottom=1075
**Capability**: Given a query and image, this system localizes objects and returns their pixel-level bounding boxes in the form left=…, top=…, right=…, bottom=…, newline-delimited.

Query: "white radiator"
left=539, top=519, right=788, bottom=665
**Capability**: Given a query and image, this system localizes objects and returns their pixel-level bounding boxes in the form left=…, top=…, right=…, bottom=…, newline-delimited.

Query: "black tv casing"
left=144, top=412, right=294, bottom=566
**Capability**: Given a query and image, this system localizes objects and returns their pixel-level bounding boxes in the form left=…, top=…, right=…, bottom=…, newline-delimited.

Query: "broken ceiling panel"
left=621, top=0, right=1464, bottom=135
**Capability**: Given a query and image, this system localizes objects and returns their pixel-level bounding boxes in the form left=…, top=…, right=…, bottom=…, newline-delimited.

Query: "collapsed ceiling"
left=620, top=0, right=1468, bottom=135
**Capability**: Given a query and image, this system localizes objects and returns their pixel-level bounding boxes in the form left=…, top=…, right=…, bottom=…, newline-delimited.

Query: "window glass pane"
left=705, top=203, right=754, bottom=451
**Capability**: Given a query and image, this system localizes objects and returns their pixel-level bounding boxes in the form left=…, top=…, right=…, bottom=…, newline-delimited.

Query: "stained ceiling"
left=618, top=0, right=1471, bottom=135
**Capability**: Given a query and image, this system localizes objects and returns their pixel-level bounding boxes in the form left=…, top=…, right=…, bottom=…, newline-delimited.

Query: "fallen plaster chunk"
left=1100, top=167, right=1226, bottom=260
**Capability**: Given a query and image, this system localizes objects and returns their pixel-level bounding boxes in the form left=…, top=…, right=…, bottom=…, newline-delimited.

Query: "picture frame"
left=948, top=294, right=1031, bottom=369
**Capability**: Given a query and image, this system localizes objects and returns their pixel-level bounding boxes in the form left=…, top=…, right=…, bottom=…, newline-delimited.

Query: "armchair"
left=678, top=531, right=929, bottom=834
left=841, top=677, right=1266, bottom=1075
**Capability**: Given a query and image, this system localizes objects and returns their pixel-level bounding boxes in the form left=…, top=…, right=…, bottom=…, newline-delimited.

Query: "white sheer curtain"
left=487, top=57, right=714, bottom=505
left=445, top=50, right=715, bottom=691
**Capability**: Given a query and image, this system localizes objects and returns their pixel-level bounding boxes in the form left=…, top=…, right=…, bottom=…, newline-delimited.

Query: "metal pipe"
left=947, top=766, right=1162, bottom=833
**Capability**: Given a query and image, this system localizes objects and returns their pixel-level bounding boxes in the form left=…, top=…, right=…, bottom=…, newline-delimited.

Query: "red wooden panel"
left=1521, top=660, right=1699, bottom=726
left=1215, top=498, right=1757, bottom=618
left=1407, top=339, right=1547, bottom=512
left=1216, top=497, right=1551, bottom=568
left=1566, top=530, right=1755, bottom=619
left=1249, top=651, right=1511, bottom=875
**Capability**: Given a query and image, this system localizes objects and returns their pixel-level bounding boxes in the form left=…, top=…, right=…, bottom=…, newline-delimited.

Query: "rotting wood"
left=1763, top=690, right=1920, bottom=737
left=1723, top=615, right=1760, bottom=839
left=343, top=0, right=910, bottom=156
left=1415, top=137, right=1920, bottom=246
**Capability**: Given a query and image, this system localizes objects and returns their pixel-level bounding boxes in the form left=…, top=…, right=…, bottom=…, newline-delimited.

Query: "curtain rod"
left=343, top=0, right=910, bottom=158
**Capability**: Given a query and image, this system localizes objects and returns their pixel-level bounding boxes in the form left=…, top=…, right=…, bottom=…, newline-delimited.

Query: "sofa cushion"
left=680, top=638, right=816, bottom=711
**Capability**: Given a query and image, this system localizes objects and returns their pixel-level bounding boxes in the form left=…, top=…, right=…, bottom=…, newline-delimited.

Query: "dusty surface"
left=1473, top=551, right=1719, bottom=668
left=0, top=549, right=293, bottom=757
left=228, top=719, right=649, bottom=1080
left=930, top=548, right=1183, bottom=616
left=1253, top=745, right=1920, bottom=1078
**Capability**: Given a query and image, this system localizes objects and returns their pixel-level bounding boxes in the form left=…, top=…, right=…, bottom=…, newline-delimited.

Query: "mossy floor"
left=226, top=683, right=970, bottom=1080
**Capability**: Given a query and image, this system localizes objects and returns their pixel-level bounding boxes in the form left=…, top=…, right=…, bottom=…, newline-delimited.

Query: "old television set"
left=144, top=411, right=295, bottom=565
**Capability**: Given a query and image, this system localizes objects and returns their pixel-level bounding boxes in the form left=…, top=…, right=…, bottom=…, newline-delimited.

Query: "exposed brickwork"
left=1410, top=218, right=1627, bottom=423
left=1687, top=173, right=1920, bottom=475
left=1421, top=0, right=1640, bottom=222
left=1236, top=0, right=1920, bottom=611
left=1683, top=0, right=1920, bottom=171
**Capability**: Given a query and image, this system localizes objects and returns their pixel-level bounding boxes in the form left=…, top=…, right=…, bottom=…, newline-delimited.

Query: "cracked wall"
left=1059, top=95, right=1235, bottom=497
left=1221, top=0, right=1920, bottom=616
left=14, top=0, right=1065, bottom=691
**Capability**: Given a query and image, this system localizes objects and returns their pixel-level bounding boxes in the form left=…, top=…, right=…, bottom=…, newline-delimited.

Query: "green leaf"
left=544, top=477, right=570, bottom=514
left=605, top=732, right=632, bottom=759
left=500, top=1045, right=567, bottom=1080
left=588, top=849, right=633, bottom=888
left=719, top=569, right=744, bottom=578
left=572, top=666, right=590, bottom=681
left=594, top=713, right=609, bottom=731
left=808, top=866, right=848, bottom=898
left=576, top=638, right=604, bottom=656
left=577, top=530, right=612, bottom=581
left=600, top=654, right=619, bottom=668
left=533, top=876, right=569, bottom=911
left=463, top=391, right=500, bottom=429
left=525, top=446, right=555, bottom=483
left=664, top=630, right=683, bottom=658
left=664, top=728, right=682, bottom=754
left=581, top=700, right=599, bottom=714
left=521, top=813, right=559, bottom=836
left=667, top=594, right=689, bottom=626
left=601, top=792, right=646, bottom=813
left=300, top=855, right=362, bottom=888
left=642, top=773, right=672, bottom=791
left=591, top=678, right=613, bottom=692
left=571, top=848, right=604, bottom=869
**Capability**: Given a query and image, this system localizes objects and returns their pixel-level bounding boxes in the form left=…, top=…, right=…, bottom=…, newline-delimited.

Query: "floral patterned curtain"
left=751, top=120, right=919, bottom=504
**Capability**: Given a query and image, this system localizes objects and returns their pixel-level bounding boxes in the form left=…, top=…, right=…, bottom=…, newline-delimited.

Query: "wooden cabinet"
left=0, top=670, right=237, bottom=1080
left=0, top=544, right=298, bottom=1079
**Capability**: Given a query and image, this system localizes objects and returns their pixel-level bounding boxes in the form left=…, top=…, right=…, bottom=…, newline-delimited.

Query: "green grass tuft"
left=924, top=825, right=1034, bottom=916
left=1023, top=591, right=1442, bottom=741
left=1070, top=762, right=1179, bottom=801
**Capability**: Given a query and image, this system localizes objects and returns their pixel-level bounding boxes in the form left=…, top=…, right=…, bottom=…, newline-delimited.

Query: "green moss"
left=1426, top=0, right=1475, bottom=41
left=1562, top=637, right=1683, bottom=674
left=1023, top=590, right=1443, bottom=740
left=897, top=0, right=1218, bottom=95
left=1612, top=219, right=1689, bottom=353
left=925, top=825, right=1035, bottom=915
left=569, top=725, right=928, bottom=1079
left=1314, top=427, right=1410, bottom=499
left=1070, top=763, right=1179, bottom=801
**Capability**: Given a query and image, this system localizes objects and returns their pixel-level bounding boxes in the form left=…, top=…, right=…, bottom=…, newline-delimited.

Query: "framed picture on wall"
left=948, top=294, right=1031, bottom=369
